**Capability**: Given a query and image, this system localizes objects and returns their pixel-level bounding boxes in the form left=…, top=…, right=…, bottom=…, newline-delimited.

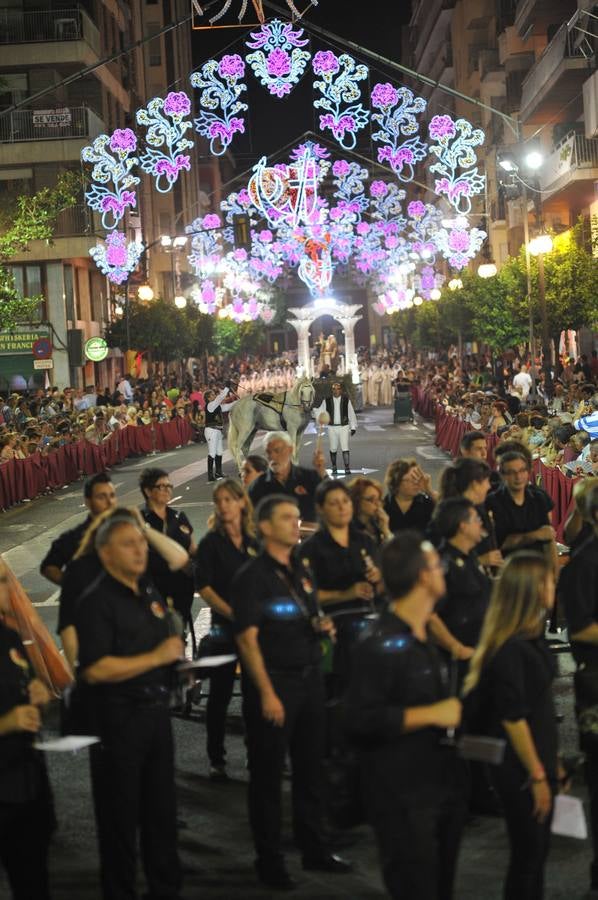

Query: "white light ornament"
left=245, top=19, right=311, bottom=98
left=247, top=143, right=328, bottom=227
left=136, top=92, right=193, bottom=193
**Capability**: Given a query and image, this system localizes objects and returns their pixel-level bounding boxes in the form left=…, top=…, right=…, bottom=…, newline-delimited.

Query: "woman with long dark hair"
left=439, top=457, right=503, bottom=570
left=348, top=476, right=392, bottom=546
left=195, top=478, right=257, bottom=779
left=463, top=552, right=567, bottom=899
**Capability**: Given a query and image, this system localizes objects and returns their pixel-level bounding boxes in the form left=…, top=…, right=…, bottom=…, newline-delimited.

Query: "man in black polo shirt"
left=486, top=450, right=557, bottom=571
left=345, top=532, right=466, bottom=899
left=40, top=472, right=116, bottom=585
left=248, top=431, right=326, bottom=525
left=559, top=484, right=598, bottom=895
left=76, top=515, right=184, bottom=900
left=231, top=495, right=350, bottom=889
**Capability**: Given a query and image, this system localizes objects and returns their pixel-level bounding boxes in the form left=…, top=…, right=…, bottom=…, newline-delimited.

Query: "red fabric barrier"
left=0, top=419, right=194, bottom=511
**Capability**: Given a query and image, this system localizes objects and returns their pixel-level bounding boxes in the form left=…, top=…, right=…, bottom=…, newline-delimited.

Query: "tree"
left=459, top=268, right=528, bottom=354
left=212, top=319, right=241, bottom=357
left=106, top=299, right=217, bottom=365
left=0, top=170, right=80, bottom=328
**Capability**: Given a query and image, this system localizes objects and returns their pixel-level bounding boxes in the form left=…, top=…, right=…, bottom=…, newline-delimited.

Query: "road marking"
left=416, top=445, right=449, bottom=460
left=127, top=453, right=176, bottom=469
left=423, top=422, right=435, bottom=431
left=0, top=523, right=35, bottom=532
left=364, top=425, right=385, bottom=432
left=33, top=589, right=60, bottom=608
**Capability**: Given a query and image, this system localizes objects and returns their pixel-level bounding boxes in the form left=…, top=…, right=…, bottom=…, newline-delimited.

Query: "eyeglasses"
left=153, top=483, right=173, bottom=491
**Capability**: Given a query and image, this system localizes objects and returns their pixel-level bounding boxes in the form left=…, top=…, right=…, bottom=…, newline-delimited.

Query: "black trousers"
left=0, top=785, right=54, bottom=900
left=206, top=660, right=237, bottom=766
left=370, top=794, right=467, bottom=900
left=585, top=750, right=598, bottom=888
left=242, top=666, right=327, bottom=866
left=90, top=703, right=181, bottom=900
left=492, top=770, right=553, bottom=900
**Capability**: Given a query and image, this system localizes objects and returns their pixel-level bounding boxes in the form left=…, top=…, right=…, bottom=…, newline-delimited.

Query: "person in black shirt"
left=383, top=458, right=436, bottom=534
left=348, top=476, right=392, bottom=547
left=486, top=451, right=557, bottom=572
left=205, top=386, right=236, bottom=482
left=58, top=506, right=189, bottom=671
left=40, top=472, right=117, bottom=586
left=195, top=478, right=258, bottom=779
left=345, top=532, right=466, bottom=900
left=430, top=498, right=492, bottom=685
left=559, top=483, right=598, bottom=893
left=76, top=515, right=185, bottom=900
left=231, top=495, right=349, bottom=889
left=139, top=468, right=196, bottom=623
left=439, top=458, right=503, bottom=570
left=0, top=558, right=54, bottom=900
left=249, top=431, right=326, bottom=526
left=458, top=430, right=489, bottom=463
left=302, top=480, right=383, bottom=696
left=464, top=552, right=566, bottom=900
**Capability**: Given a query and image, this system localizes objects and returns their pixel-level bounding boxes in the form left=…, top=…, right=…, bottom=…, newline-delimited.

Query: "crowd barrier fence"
left=0, top=418, right=194, bottom=511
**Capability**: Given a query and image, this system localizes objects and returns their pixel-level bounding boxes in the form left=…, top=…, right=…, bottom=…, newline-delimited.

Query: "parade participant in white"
left=205, top=386, right=237, bottom=482
left=315, top=381, right=357, bottom=475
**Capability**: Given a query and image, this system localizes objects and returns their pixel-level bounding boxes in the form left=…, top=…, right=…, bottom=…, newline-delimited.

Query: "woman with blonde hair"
left=195, top=478, right=258, bottom=779
left=463, top=551, right=567, bottom=899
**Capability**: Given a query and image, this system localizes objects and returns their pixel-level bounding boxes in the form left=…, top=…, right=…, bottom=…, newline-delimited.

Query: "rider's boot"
left=208, top=456, right=215, bottom=483
left=215, top=455, right=224, bottom=479
left=330, top=451, right=338, bottom=475
left=342, top=451, right=351, bottom=475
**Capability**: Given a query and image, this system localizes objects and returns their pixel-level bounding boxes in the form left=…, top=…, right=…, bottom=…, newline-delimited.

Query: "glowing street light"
left=138, top=285, right=154, bottom=301
left=478, top=261, right=497, bottom=278
left=174, top=295, right=187, bottom=309
left=448, top=278, right=462, bottom=291
left=413, top=295, right=424, bottom=306
left=430, top=288, right=442, bottom=300
left=528, top=234, right=553, bottom=256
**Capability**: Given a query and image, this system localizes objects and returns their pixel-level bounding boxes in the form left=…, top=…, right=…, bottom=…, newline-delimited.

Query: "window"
left=0, top=74, right=28, bottom=111
left=7, top=265, right=45, bottom=322
left=145, top=23, right=162, bottom=66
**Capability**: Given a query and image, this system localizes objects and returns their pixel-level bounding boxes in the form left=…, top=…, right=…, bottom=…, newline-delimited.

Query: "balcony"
left=540, top=132, right=598, bottom=203
left=0, top=7, right=100, bottom=66
left=514, top=0, right=575, bottom=38
left=520, top=23, right=592, bottom=123
left=0, top=107, right=106, bottom=165
left=53, top=204, right=92, bottom=237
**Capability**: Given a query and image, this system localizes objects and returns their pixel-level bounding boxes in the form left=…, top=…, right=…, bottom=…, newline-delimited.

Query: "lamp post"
left=529, top=234, right=554, bottom=399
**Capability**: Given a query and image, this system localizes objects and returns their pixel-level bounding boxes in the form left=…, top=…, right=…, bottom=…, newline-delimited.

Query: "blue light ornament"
left=371, top=83, right=427, bottom=182
left=428, top=115, right=485, bottom=214
left=313, top=51, right=369, bottom=151
left=89, top=232, right=144, bottom=285
left=136, top=92, right=193, bottom=193
left=245, top=19, right=311, bottom=98
left=191, top=55, right=248, bottom=156
left=81, top=128, right=140, bottom=230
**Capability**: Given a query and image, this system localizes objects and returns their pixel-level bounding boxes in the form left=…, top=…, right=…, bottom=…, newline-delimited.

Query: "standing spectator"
left=464, top=551, right=565, bottom=899
left=513, top=365, right=533, bottom=403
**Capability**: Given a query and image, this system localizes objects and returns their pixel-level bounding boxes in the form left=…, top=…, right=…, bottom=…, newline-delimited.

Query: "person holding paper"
left=75, top=515, right=185, bottom=900
left=0, top=557, right=54, bottom=900
left=463, top=551, right=567, bottom=900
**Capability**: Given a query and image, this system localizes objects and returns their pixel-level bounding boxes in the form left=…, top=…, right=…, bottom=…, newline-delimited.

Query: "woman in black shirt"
left=302, top=480, right=383, bottom=696
left=383, top=458, right=436, bottom=534
left=0, top=558, right=54, bottom=899
left=195, top=479, right=257, bottom=779
left=439, top=457, right=503, bottom=570
left=463, top=551, right=567, bottom=899
left=348, top=476, right=392, bottom=547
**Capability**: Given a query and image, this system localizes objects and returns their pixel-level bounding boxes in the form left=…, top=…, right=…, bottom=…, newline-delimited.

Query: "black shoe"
left=255, top=860, right=296, bottom=890
left=344, top=468, right=351, bottom=475
left=209, top=763, right=228, bottom=782
left=331, top=468, right=338, bottom=476
left=215, top=472, right=224, bottom=480
left=302, top=853, right=352, bottom=874
left=207, top=475, right=216, bottom=483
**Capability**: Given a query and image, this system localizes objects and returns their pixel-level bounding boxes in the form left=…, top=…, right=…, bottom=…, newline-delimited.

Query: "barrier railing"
left=412, top=386, right=577, bottom=542
left=0, top=418, right=193, bottom=511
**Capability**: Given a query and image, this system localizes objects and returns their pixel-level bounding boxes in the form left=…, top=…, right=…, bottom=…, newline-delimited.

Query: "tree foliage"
left=389, top=219, right=598, bottom=354
left=0, top=170, right=80, bottom=328
left=106, top=298, right=218, bottom=362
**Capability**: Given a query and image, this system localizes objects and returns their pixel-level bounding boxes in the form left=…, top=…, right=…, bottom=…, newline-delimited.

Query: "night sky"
left=191, top=1, right=413, bottom=168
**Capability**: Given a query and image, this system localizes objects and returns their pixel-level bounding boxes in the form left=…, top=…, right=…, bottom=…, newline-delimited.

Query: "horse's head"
left=297, top=377, right=315, bottom=412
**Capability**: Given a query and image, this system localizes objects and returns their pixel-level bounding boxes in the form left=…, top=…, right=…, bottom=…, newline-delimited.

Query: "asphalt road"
left=0, top=408, right=591, bottom=899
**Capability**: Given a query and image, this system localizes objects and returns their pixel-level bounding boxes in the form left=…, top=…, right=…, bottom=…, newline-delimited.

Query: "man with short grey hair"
left=248, top=431, right=326, bottom=524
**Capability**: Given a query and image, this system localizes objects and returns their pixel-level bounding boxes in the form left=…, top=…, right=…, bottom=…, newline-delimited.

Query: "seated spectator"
left=383, top=458, right=437, bottom=534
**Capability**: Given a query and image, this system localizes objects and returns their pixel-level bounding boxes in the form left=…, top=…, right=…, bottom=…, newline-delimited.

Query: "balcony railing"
left=53, top=204, right=91, bottom=237
left=0, top=7, right=99, bottom=52
left=540, top=132, right=598, bottom=192
left=521, top=23, right=591, bottom=115
left=0, top=107, right=105, bottom=144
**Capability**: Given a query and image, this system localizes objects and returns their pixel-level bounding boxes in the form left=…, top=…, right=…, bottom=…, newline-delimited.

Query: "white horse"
left=228, top=376, right=316, bottom=471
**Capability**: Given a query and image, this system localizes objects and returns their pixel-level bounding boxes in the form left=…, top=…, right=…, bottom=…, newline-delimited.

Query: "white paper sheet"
left=551, top=794, right=588, bottom=840
left=177, top=655, right=237, bottom=671
left=35, top=735, right=100, bottom=752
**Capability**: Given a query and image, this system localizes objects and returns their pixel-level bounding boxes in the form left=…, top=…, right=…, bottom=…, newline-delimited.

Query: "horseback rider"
left=314, top=381, right=357, bottom=476
left=205, top=384, right=237, bottom=483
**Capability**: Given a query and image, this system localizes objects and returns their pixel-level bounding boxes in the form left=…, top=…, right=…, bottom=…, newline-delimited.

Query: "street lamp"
left=138, top=285, right=154, bottom=301
left=529, top=234, right=554, bottom=398
left=478, top=261, right=497, bottom=278
left=174, top=295, right=187, bottom=309
left=448, top=278, right=463, bottom=291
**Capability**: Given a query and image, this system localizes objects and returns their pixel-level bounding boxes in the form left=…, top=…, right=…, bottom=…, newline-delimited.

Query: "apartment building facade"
left=0, top=0, right=215, bottom=390
left=403, top=0, right=598, bottom=275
